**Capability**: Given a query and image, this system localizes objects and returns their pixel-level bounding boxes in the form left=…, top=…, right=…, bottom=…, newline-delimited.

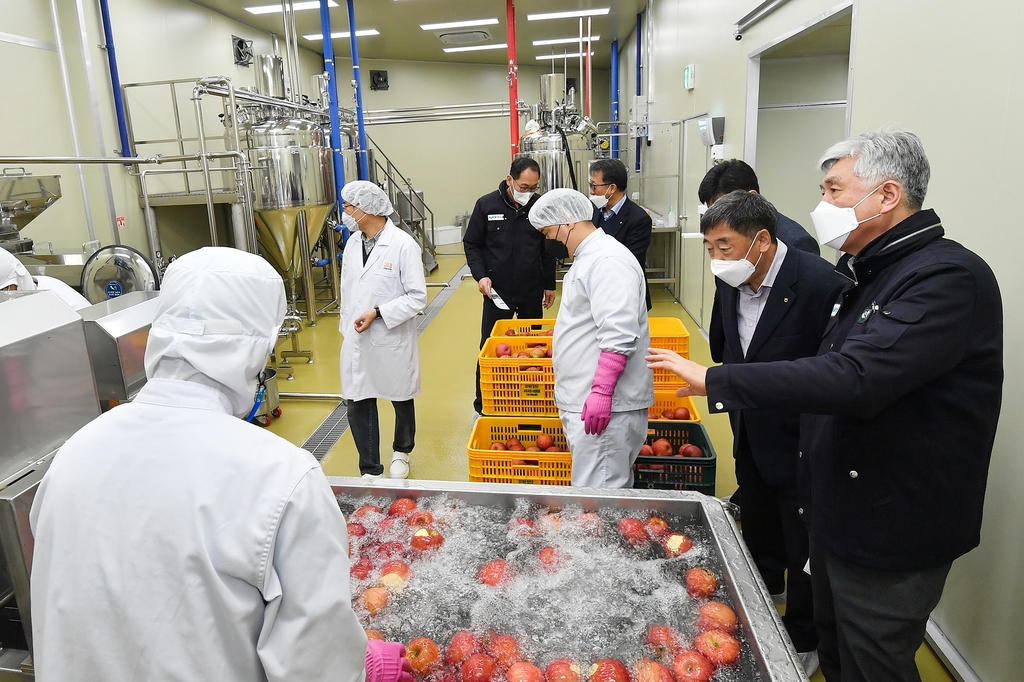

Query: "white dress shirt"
left=737, top=239, right=788, bottom=357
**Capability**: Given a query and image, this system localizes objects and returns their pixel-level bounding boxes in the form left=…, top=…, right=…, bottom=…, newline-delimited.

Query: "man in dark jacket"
left=649, top=129, right=1003, bottom=682
left=703, top=190, right=846, bottom=675
left=699, top=159, right=820, bottom=256
left=464, top=158, right=556, bottom=415
left=589, top=158, right=654, bottom=309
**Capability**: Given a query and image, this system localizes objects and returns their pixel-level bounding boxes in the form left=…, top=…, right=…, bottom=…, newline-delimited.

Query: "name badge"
left=487, top=214, right=505, bottom=222
left=831, top=303, right=841, bottom=318
left=382, top=261, right=394, bottom=271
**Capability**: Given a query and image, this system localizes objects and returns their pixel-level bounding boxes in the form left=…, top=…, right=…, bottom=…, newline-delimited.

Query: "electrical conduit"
left=611, top=39, right=619, bottom=158
left=346, top=0, right=369, bottom=180
left=319, top=0, right=349, bottom=242
left=635, top=13, right=642, bottom=173
left=97, top=0, right=131, bottom=160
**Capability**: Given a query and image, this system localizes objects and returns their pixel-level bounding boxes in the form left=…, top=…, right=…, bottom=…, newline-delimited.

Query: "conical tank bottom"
left=255, top=207, right=302, bottom=279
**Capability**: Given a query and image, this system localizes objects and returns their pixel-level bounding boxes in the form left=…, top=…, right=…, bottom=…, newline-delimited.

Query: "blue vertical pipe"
left=610, top=39, right=619, bottom=158
left=98, top=0, right=131, bottom=158
left=635, top=13, right=642, bottom=172
left=346, top=0, right=369, bottom=180
left=319, top=0, right=348, bottom=243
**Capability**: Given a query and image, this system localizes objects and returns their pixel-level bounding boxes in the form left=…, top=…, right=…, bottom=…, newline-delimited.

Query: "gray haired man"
left=648, top=129, right=1003, bottom=682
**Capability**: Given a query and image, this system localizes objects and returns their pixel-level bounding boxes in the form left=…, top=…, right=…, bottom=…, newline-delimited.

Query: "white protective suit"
left=29, top=247, right=367, bottom=682
left=0, top=249, right=90, bottom=310
left=340, top=220, right=427, bottom=401
left=33, top=275, right=91, bottom=310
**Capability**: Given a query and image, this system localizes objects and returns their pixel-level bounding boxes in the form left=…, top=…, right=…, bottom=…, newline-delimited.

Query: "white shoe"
left=771, top=591, right=787, bottom=606
left=797, top=650, right=819, bottom=677
left=361, top=473, right=384, bottom=479
left=390, top=452, right=410, bottom=479
left=472, top=411, right=482, bottom=421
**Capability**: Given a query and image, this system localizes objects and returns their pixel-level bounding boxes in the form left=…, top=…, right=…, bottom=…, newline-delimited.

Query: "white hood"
left=0, top=249, right=36, bottom=291
left=144, top=247, right=285, bottom=417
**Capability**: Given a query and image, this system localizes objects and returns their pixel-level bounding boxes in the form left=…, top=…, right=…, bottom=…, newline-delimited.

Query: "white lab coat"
left=34, top=275, right=91, bottom=310
left=340, top=221, right=427, bottom=401
left=30, top=378, right=368, bottom=682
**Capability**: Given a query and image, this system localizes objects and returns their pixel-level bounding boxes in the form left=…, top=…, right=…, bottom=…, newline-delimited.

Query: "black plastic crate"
left=633, top=421, right=717, bottom=495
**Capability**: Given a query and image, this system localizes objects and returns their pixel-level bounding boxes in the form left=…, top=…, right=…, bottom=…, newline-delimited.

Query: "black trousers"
left=348, top=398, right=416, bottom=476
left=474, top=294, right=543, bottom=414
left=735, top=430, right=817, bottom=653
left=810, top=542, right=951, bottom=682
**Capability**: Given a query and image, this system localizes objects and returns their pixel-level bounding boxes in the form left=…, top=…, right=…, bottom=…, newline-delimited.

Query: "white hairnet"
left=528, top=188, right=595, bottom=230
left=144, top=247, right=286, bottom=418
left=0, top=248, right=36, bottom=291
left=341, top=180, right=394, bottom=217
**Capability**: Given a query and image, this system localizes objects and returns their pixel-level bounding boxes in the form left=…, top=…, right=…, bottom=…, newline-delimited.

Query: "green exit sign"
left=683, top=64, right=695, bottom=90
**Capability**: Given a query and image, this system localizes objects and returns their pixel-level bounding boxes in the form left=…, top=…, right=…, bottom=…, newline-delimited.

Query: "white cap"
left=341, top=180, right=394, bottom=217
left=144, top=247, right=285, bottom=418
left=528, top=187, right=594, bottom=230
left=0, top=248, right=36, bottom=291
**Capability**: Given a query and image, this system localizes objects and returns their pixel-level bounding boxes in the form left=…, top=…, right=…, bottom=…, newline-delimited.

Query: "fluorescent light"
left=303, top=29, right=380, bottom=40
left=443, top=43, right=508, bottom=53
left=528, top=8, right=610, bottom=21
left=533, top=36, right=600, bottom=46
left=421, top=18, right=499, bottom=31
left=246, top=1, right=336, bottom=15
left=536, top=51, right=595, bottom=60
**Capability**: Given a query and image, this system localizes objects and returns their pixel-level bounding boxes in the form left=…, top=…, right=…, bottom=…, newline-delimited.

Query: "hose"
left=555, top=126, right=579, bottom=191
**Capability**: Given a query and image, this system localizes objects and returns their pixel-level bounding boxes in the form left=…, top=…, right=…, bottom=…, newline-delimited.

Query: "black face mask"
left=545, top=238, right=569, bottom=260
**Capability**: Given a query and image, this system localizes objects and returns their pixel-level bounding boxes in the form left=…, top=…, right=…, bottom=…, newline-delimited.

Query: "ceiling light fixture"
left=303, top=29, right=380, bottom=40
left=443, top=43, right=508, bottom=53
left=536, top=51, right=595, bottom=60
left=421, top=18, right=499, bottom=31
left=533, top=36, right=600, bottom=46
left=246, top=1, right=336, bottom=15
left=527, top=8, right=610, bottom=21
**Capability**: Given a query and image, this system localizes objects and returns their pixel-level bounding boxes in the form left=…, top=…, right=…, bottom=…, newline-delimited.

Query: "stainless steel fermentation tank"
left=517, top=74, right=600, bottom=194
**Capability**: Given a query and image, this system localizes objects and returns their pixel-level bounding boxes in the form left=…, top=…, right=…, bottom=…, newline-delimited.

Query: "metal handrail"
left=364, top=133, right=437, bottom=262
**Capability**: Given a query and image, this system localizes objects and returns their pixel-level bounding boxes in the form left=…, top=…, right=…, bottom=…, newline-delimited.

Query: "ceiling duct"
left=437, top=30, right=491, bottom=45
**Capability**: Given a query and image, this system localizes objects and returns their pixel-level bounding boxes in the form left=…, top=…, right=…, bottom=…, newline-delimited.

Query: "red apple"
left=408, top=510, right=434, bottom=527
left=405, top=637, right=442, bottom=676
left=644, top=516, right=671, bottom=537
left=506, top=437, right=523, bottom=450
left=461, top=654, right=498, bottom=682
left=674, top=407, right=691, bottom=420
left=352, top=505, right=383, bottom=519
left=633, top=659, right=674, bottom=682
left=365, top=629, right=385, bottom=641
left=546, top=659, right=582, bottom=682
left=618, top=517, right=649, bottom=546
left=380, top=560, right=411, bottom=580
left=679, top=444, right=704, bottom=458
left=505, top=329, right=517, bottom=337
left=508, top=517, right=536, bottom=536
left=388, top=497, right=417, bottom=516
left=697, top=602, right=737, bottom=633
left=530, top=346, right=548, bottom=359
left=497, top=343, right=512, bottom=356
left=661, top=409, right=676, bottom=420
left=525, top=446, right=542, bottom=452
left=639, top=444, right=655, bottom=457
left=587, top=659, right=630, bottom=682
left=685, top=568, right=718, bottom=599
left=693, top=630, right=740, bottom=667
left=358, top=586, right=389, bottom=615
left=576, top=511, right=604, bottom=535
left=538, top=512, right=562, bottom=534
left=538, top=545, right=568, bottom=572
left=652, top=438, right=675, bottom=457
left=546, top=446, right=562, bottom=452
left=492, top=442, right=508, bottom=450
left=644, top=625, right=683, bottom=660
left=516, top=352, right=531, bottom=359
left=543, top=329, right=554, bottom=336
left=512, top=459, right=528, bottom=465
left=536, top=434, right=555, bottom=450
left=445, top=631, right=482, bottom=666
left=410, top=527, right=444, bottom=551
left=485, top=633, right=522, bottom=669
left=478, top=559, right=515, bottom=587
left=347, top=522, right=367, bottom=537
left=671, top=651, right=714, bottom=682
left=374, top=541, right=406, bottom=559
left=507, top=662, right=544, bottom=682
left=351, top=556, right=373, bottom=580
left=661, top=533, right=693, bottom=557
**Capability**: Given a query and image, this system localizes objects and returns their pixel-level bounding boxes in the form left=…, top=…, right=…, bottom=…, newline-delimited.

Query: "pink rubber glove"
left=366, top=640, right=413, bottom=682
left=581, top=351, right=628, bottom=435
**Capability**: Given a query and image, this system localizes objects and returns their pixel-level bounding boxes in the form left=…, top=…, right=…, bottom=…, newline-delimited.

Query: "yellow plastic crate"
left=647, top=391, right=701, bottom=423
left=467, top=417, right=572, bottom=485
left=649, top=317, right=690, bottom=357
left=490, top=318, right=555, bottom=337
left=478, top=338, right=555, bottom=416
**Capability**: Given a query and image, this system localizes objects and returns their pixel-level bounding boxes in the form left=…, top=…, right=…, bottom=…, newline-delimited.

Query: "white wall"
left=634, top=1, right=1024, bottom=679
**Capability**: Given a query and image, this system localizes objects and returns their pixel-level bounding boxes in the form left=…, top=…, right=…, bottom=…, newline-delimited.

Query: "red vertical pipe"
left=585, top=17, right=592, bottom=117
left=507, top=0, right=519, bottom=157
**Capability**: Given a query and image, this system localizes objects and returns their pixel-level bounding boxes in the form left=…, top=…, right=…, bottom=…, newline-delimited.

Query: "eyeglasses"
left=513, top=181, right=539, bottom=193
left=588, top=182, right=611, bottom=191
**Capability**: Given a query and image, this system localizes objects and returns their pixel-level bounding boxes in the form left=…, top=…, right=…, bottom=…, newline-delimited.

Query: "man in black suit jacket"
left=704, top=191, right=846, bottom=673
left=699, top=159, right=820, bottom=256
left=589, top=158, right=654, bottom=310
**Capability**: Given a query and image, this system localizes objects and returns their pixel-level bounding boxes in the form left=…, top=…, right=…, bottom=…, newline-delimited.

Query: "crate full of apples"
left=634, top=423, right=716, bottom=495
left=478, top=339, right=556, bottom=416
left=468, top=417, right=571, bottom=485
left=341, top=493, right=760, bottom=682
left=647, top=392, right=701, bottom=423
left=490, top=319, right=555, bottom=338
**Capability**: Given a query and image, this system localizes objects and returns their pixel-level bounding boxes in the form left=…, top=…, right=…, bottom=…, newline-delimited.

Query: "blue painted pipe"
left=635, top=13, right=642, bottom=173
left=346, top=0, right=369, bottom=181
left=319, top=0, right=346, bottom=195
left=98, top=0, right=131, bottom=158
left=610, top=39, right=619, bottom=158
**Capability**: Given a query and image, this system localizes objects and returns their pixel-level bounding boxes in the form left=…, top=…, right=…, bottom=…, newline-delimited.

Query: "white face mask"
left=590, top=188, right=611, bottom=210
left=509, top=178, right=534, bottom=206
left=810, top=185, right=884, bottom=251
left=341, top=211, right=359, bottom=232
left=709, top=231, right=764, bottom=288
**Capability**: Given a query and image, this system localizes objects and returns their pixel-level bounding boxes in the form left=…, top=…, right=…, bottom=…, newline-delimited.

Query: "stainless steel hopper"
left=0, top=169, right=62, bottom=254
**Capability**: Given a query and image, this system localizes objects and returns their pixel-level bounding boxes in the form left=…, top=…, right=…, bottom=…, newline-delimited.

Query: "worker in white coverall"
left=29, top=247, right=413, bottom=682
left=340, top=181, right=427, bottom=479
left=0, top=247, right=91, bottom=310
left=528, top=188, right=654, bottom=487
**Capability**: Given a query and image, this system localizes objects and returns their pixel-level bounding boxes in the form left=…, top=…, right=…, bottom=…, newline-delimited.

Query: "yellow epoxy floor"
left=268, top=247, right=953, bottom=682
